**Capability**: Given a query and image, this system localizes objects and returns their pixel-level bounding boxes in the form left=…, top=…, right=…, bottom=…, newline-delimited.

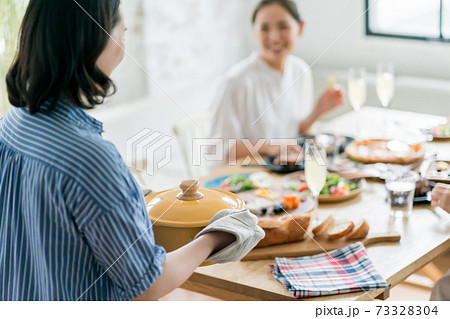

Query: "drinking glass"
left=315, top=133, right=339, bottom=168
left=377, top=62, right=395, bottom=134
left=385, top=170, right=419, bottom=218
left=304, top=140, right=327, bottom=226
left=348, top=68, right=367, bottom=138
left=376, top=62, right=395, bottom=109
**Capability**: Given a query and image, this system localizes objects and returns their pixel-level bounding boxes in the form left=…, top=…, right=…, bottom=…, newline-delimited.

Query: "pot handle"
left=177, top=180, right=204, bottom=201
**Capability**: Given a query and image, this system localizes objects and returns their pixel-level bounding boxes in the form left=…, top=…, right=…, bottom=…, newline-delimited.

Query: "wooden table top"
left=182, top=107, right=450, bottom=301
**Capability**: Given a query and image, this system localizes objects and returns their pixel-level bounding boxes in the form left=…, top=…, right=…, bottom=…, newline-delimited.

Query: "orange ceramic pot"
left=146, top=180, right=245, bottom=252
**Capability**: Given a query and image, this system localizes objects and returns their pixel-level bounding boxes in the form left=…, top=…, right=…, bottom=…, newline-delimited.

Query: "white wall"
left=110, top=0, right=260, bottom=104
left=142, top=0, right=259, bottom=97
left=109, top=0, right=149, bottom=105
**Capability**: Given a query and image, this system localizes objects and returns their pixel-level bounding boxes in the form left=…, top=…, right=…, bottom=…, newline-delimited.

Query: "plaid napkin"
left=271, top=242, right=388, bottom=298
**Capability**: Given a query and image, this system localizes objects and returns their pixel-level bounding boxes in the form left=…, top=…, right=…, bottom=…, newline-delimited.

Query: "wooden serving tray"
left=243, top=232, right=401, bottom=261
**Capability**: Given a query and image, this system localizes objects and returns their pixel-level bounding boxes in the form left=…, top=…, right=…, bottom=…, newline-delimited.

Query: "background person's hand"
left=272, top=146, right=303, bottom=166
left=261, top=142, right=302, bottom=161
left=314, top=88, right=345, bottom=117
left=431, top=183, right=450, bottom=213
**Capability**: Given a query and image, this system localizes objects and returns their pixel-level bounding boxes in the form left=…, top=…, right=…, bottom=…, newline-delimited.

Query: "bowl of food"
left=282, top=172, right=364, bottom=202
left=430, top=124, right=450, bottom=140
left=203, top=172, right=273, bottom=193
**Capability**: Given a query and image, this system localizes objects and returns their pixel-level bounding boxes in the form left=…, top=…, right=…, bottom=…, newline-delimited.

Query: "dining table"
left=179, top=106, right=450, bottom=301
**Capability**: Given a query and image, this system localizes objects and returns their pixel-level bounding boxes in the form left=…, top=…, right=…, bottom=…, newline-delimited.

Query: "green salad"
left=220, top=174, right=253, bottom=193
left=432, top=125, right=450, bottom=137
left=289, top=173, right=359, bottom=196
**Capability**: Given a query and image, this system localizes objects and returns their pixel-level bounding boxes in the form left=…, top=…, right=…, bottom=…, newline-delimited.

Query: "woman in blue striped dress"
left=0, top=0, right=262, bottom=301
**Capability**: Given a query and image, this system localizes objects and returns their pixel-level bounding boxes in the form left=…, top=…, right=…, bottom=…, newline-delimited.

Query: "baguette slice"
left=346, top=219, right=369, bottom=240
left=312, top=215, right=335, bottom=236
left=327, top=220, right=354, bottom=240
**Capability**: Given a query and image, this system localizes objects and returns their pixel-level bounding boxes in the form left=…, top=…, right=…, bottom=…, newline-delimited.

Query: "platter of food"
left=245, top=195, right=372, bottom=249
left=420, top=159, right=450, bottom=184
left=430, top=124, right=450, bottom=140
left=238, top=189, right=315, bottom=216
left=281, top=172, right=364, bottom=202
left=345, top=139, right=425, bottom=165
left=244, top=215, right=401, bottom=260
left=203, top=172, right=272, bottom=192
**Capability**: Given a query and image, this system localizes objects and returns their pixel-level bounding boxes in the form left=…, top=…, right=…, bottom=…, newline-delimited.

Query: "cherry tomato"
left=297, top=182, right=308, bottom=192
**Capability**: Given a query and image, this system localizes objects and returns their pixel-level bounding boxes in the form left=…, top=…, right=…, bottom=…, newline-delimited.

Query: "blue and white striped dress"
left=0, top=100, right=166, bottom=300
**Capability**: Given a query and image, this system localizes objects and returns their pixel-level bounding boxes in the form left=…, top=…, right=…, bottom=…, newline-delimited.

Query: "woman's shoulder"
left=225, top=53, right=261, bottom=82
left=288, top=54, right=310, bottom=72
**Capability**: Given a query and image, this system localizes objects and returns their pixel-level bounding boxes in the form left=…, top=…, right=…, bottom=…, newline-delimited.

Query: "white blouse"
left=208, top=52, right=314, bottom=143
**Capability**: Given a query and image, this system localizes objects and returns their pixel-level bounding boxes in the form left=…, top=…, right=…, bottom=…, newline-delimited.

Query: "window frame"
left=365, top=0, right=450, bottom=43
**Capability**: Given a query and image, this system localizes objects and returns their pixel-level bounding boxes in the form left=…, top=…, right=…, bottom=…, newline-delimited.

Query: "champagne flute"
left=376, top=62, right=395, bottom=108
left=348, top=68, right=367, bottom=138
left=304, top=140, right=327, bottom=227
left=376, top=62, right=395, bottom=135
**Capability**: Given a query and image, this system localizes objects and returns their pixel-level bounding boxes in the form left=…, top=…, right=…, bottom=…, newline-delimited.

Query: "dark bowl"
left=264, top=134, right=354, bottom=174
left=413, top=180, right=435, bottom=206
left=297, top=134, right=354, bottom=155
left=264, top=156, right=304, bottom=174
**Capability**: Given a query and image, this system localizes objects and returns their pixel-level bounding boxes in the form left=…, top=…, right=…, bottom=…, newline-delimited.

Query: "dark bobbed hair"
left=252, top=0, right=302, bottom=24
left=6, top=0, right=121, bottom=114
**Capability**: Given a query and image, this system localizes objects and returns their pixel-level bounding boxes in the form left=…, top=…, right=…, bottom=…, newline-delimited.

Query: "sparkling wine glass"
left=377, top=62, right=395, bottom=108
left=377, top=62, right=395, bottom=135
left=304, top=140, right=327, bottom=227
left=348, top=68, right=367, bottom=138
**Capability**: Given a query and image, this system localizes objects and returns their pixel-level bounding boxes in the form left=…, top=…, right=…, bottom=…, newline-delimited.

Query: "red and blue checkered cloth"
left=271, top=242, right=388, bottom=298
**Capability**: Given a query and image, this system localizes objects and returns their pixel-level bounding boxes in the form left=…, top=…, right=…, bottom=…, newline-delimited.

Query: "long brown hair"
left=6, top=0, right=121, bottom=114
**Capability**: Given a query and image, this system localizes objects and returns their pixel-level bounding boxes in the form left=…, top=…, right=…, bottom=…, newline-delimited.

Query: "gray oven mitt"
left=194, top=209, right=265, bottom=263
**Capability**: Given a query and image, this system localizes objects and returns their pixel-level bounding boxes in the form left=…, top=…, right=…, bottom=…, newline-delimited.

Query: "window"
left=366, top=0, right=450, bottom=42
left=0, top=0, right=29, bottom=115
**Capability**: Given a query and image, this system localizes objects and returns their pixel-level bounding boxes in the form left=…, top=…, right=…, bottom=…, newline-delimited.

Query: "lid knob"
left=177, top=180, right=204, bottom=201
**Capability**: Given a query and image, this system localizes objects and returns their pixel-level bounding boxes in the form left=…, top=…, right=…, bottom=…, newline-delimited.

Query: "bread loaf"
left=256, top=214, right=310, bottom=248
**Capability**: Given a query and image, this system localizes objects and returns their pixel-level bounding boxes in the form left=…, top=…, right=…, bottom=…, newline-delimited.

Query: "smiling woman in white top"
left=208, top=0, right=344, bottom=162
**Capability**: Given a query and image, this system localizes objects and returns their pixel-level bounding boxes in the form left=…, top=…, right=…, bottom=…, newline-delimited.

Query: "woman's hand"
left=194, top=209, right=265, bottom=264
left=203, top=232, right=236, bottom=253
left=314, top=88, right=345, bottom=117
left=431, top=183, right=450, bottom=214
left=299, top=88, right=345, bottom=135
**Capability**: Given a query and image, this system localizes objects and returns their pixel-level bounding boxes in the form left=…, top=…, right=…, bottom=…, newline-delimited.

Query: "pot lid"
left=147, top=180, right=245, bottom=227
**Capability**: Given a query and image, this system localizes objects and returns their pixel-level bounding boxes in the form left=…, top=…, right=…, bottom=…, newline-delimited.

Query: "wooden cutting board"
left=242, top=232, right=401, bottom=261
